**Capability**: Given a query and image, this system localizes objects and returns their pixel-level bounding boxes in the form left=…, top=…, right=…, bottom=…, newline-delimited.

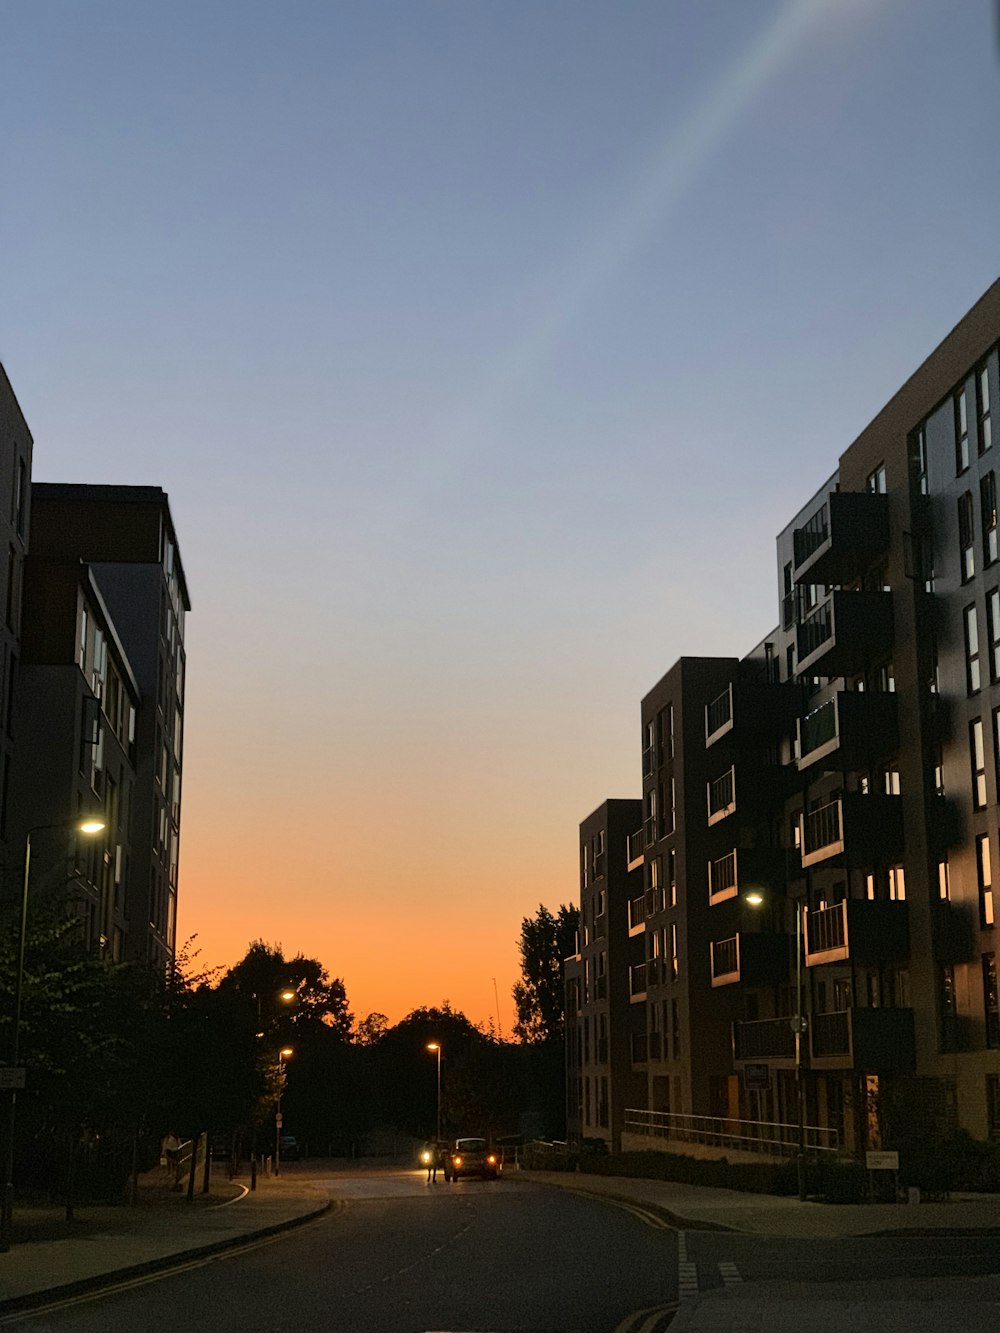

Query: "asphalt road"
left=9, top=1168, right=679, bottom=1333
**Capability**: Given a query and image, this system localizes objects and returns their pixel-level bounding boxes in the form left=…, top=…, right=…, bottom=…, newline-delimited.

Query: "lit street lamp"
left=426, top=1042, right=442, bottom=1143
left=274, top=1047, right=293, bottom=1176
left=1, top=818, right=106, bottom=1252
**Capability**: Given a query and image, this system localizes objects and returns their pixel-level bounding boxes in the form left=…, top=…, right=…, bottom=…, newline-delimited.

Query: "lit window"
left=980, top=834, right=995, bottom=927
left=938, top=858, right=951, bottom=901
left=966, top=604, right=982, bottom=693
left=959, top=491, right=976, bottom=583
left=972, top=719, right=988, bottom=809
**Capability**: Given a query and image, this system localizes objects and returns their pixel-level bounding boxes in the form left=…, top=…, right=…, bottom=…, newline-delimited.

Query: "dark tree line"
left=0, top=899, right=579, bottom=1204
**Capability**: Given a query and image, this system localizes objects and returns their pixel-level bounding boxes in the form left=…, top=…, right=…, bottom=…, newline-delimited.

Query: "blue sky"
left=3, top=0, right=999, bottom=1026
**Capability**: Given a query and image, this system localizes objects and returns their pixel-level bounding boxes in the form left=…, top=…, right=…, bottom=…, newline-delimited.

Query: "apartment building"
left=570, top=277, right=1000, bottom=1153
left=0, top=366, right=32, bottom=881
left=566, top=798, right=644, bottom=1149
left=10, top=560, right=140, bottom=960
left=25, top=485, right=190, bottom=970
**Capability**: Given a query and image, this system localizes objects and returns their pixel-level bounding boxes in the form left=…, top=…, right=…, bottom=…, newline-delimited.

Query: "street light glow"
left=744, top=891, right=765, bottom=907
left=78, top=820, right=106, bottom=835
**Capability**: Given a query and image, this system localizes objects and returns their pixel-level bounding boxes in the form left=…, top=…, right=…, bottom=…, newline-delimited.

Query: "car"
left=444, top=1137, right=500, bottom=1181
left=278, top=1134, right=300, bottom=1160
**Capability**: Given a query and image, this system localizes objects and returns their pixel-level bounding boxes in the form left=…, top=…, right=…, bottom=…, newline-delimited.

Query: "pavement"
left=0, top=1159, right=998, bottom=1328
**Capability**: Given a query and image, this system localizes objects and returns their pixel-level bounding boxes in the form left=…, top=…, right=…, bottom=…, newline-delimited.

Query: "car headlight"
left=421, top=1152, right=431, bottom=1164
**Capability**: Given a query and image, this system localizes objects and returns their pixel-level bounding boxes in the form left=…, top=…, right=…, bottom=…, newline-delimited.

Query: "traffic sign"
left=743, top=1062, right=770, bottom=1091
left=0, top=1068, right=26, bottom=1090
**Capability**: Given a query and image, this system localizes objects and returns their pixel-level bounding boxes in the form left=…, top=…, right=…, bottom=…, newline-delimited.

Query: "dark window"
left=984, top=472, right=998, bottom=565
left=966, top=604, right=982, bottom=693
left=957, top=386, right=970, bottom=473
left=978, top=364, right=992, bottom=455
left=959, top=491, right=976, bottom=582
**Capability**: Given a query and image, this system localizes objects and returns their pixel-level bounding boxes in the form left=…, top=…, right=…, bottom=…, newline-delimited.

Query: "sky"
left=2, top=0, right=999, bottom=1034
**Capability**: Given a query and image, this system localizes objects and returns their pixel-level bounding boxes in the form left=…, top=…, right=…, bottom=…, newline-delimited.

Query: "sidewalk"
left=520, top=1168, right=1000, bottom=1331
left=0, top=1167, right=329, bottom=1316
left=517, top=1167, right=1000, bottom=1236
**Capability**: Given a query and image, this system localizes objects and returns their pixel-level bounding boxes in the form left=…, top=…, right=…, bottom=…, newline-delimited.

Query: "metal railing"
left=711, top=935, right=739, bottom=981
left=623, top=1109, right=839, bottom=1157
left=793, top=505, right=829, bottom=567
left=804, top=799, right=841, bottom=856
left=800, top=698, right=837, bottom=757
left=707, top=767, right=735, bottom=819
left=709, top=850, right=737, bottom=899
left=705, top=685, right=732, bottom=742
left=807, top=900, right=847, bottom=955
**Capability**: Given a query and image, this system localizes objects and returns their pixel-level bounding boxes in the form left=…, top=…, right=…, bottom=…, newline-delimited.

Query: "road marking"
left=718, top=1260, right=742, bottom=1286
left=612, top=1303, right=681, bottom=1333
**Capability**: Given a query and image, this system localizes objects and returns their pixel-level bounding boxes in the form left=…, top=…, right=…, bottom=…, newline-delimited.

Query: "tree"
left=512, top=904, right=579, bottom=1044
left=355, top=1012, right=389, bottom=1046
left=219, top=941, right=353, bottom=1039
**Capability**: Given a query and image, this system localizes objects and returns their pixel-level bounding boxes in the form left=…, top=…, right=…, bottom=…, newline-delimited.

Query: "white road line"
left=678, top=1260, right=699, bottom=1299
left=718, top=1260, right=742, bottom=1287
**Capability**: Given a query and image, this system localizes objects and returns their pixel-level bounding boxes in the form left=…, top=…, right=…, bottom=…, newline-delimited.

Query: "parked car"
left=444, top=1137, right=500, bottom=1181
left=278, top=1135, right=300, bottom=1160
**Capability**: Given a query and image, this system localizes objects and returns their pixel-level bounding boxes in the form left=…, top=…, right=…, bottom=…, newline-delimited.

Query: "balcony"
left=808, top=1006, right=916, bottom=1073
left=796, top=590, right=894, bottom=679
left=707, top=767, right=736, bottom=825
left=800, top=793, right=903, bottom=868
left=804, top=898, right=910, bottom=966
left=627, top=828, right=645, bottom=870
left=710, top=932, right=789, bottom=987
left=628, top=894, right=646, bottom=934
left=792, top=491, right=889, bottom=587
left=705, top=678, right=798, bottom=749
left=797, top=691, right=898, bottom=772
left=732, top=1016, right=796, bottom=1065
left=932, top=900, right=974, bottom=965
left=629, top=962, right=647, bottom=1001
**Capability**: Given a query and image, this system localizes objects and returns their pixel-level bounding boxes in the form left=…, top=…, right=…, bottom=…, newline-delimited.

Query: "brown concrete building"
left=569, top=278, right=1000, bottom=1155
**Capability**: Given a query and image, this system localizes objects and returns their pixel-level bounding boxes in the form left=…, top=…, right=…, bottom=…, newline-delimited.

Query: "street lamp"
left=274, top=1047, right=293, bottom=1176
left=1, top=817, right=106, bottom=1252
left=426, top=1042, right=442, bottom=1143
left=744, top=890, right=808, bottom=1202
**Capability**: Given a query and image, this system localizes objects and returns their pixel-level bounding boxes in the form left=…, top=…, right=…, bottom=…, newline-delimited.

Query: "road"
left=7, top=1166, right=679, bottom=1333
left=9, top=1164, right=1000, bottom=1332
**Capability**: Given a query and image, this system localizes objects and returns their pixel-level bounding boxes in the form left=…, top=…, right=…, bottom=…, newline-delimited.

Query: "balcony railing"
left=732, top=1017, right=796, bottom=1062
left=628, top=895, right=645, bottom=932
left=793, top=505, right=829, bottom=568
left=799, top=698, right=837, bottom=758
left=711, top=935, right=740, bottom=985
left=805, top=897, right=909, bottom=966
left=629, top=963, right=647, bottom=999
left=797, top=599, right=834, bottom=661
left=802, top=799, right=842, bottom=862
left=807, top=902, right=846, bottom=956
left=707, top=767, right=736, bottom=824
left=627, top=828, right=645, bottom=867
left=709, top=849, right=738, bottom=903
left=705, top=684, right=733, bottom=745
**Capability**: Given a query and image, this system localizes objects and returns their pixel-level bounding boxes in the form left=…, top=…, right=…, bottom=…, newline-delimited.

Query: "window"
left=13, top=459, right=25, bottom=538
left=670, top=998, right=680, bottom=1060
left=876, top=661, right=896, bottom=693
left=667, top=848, right=677, bottom=908
left=971, top=719, right=988, bottom=809
left=957, top=386, right=970, bottom=473
left=888, top=865, right=906, bottom=901
left=979, top=835, right=995, bottom=927
left=989, top=591, right=1000, bottom=682
left=941, top=966, right=958, bottom=1052
left=933, top=744, right=945, bottom=796
left=938, top=857, right=951, bottom=901
left=966, top=604, right=982, bottom=693
left=959, top=491, right=975, bottom=582
left=882, top=767, right=901, bottom=796
left=978, top=364, right=992, bottom=454
left=866, top=463, right=887, bottom=494
left=910, top=425, right=929, bottom=495
left=670, top=923, right=679, bottom=981
left=983, top=953, right=1000, bottom=1049
left=983, top=473, right=998, bottom=565
left=642, top=720, right=655, bottom=777
left=79, top=606, right=89, bottom=671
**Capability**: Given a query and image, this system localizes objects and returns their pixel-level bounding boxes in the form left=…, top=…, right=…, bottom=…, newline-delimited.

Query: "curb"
left=0, top=1199, right=333, bottom=1318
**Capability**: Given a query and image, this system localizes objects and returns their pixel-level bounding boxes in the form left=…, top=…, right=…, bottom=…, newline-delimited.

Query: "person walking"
left=424, top=1140, right=441, bottom=1183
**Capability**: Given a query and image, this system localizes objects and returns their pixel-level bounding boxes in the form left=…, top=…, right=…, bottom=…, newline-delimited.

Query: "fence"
left=623, top=1108, right=839, bottom=1158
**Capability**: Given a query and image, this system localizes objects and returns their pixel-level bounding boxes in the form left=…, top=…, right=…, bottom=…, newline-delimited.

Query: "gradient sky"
left=2, top=1, right=999, bottom=1034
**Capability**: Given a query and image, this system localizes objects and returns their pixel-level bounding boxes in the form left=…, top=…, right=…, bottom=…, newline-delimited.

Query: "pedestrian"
left=162, top=1130, right=181, bottom=1177
left=424, top=1140, right=441, bottom=1183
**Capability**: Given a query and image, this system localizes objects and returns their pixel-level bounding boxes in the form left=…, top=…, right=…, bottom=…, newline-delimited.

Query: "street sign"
left=743, top=1062, right=770, bottom=1091
left=0, top=1068, right=26, bottom=1090
left=866, top=1150, right=899, bottom=1170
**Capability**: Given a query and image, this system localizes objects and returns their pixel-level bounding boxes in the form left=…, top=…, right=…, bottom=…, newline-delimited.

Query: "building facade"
left=569, top=278, right=1000, bottom=1153
left=25, top=485, right=190, bottom=970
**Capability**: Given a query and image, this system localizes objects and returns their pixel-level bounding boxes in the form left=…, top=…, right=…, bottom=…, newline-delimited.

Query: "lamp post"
left=250, top=989, right=295, bottom=1190
left=274, top=1047, right=293, bottom=1176
left=1, top=818, right=106, bottom=1252
left=743, top=890, right=808, bottom=1202
left=426, top=1042, right=442, bottom=1143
